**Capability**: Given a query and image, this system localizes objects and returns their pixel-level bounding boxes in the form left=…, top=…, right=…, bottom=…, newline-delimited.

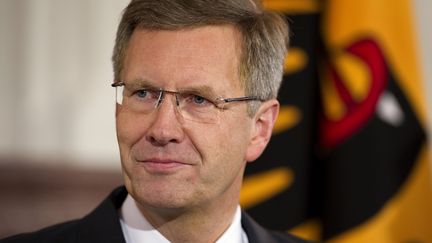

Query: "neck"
left=128, top=174, right=244, bottom=243
left=141, top=201, right=238, bottom=242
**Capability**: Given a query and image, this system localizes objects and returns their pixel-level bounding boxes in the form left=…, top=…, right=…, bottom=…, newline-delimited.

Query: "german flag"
left=241, top=0, right=432, bottom=242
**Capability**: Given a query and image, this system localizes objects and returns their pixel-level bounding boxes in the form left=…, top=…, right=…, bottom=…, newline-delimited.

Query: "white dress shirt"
left=119, top=194, right=249, bottom=243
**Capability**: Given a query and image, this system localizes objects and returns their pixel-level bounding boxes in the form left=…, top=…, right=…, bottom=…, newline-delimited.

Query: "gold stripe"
left=240, top=167, right=294, bottom=209
left=288, top=219, right=321, bottom=242
left=263, top=0, right=320, bottom=13
left=285, top=47, right=308, bottom=75
left=273, top=105, right=302, bottom=134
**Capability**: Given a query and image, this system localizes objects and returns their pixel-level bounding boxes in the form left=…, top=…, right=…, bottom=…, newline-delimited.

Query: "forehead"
left=122, top=25, right=244, bottom=94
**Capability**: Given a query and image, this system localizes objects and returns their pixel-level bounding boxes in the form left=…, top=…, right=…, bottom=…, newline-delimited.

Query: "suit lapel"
left=241, top=211, right=280, bottom=243
left=75, top=187, right=128, bottom=243
left=74, top=187, right=302, bottom=243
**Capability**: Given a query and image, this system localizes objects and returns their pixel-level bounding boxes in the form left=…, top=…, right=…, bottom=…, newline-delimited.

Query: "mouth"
left=136, top=158, right=191, bottom=174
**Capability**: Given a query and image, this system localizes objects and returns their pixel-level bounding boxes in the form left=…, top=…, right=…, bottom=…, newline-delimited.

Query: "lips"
left=136, top=158, right=191, bottom=174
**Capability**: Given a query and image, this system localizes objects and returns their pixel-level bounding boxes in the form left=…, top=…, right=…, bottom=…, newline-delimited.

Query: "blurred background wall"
left=416, top=0, right=432, bottom=135
left=0, top=0, right=431, bottom=240
left=0, top=0, right=129, bottom=238
left=1, top=0, right=431, bottom=172
left=0, top=0, right=129, bottom=170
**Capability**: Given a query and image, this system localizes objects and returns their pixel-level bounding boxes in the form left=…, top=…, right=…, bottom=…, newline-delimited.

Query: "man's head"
left=113, top=0, right=289, bottom=115
left=112, top=0, right=289, bottom=217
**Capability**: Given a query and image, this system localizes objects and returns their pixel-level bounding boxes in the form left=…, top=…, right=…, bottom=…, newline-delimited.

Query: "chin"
left=127, top=179, right=196, bottom=210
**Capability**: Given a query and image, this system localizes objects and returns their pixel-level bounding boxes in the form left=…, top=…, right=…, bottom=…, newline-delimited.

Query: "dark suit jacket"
left=1, top=186, right=310, bottom=243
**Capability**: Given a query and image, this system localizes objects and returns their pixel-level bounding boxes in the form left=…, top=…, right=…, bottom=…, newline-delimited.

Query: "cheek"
left=220, top=114, right=252, bottom=147
left=116, top=111, right=147, bottom=149
left=187, top=115, right=252, bottom=166
left=192, top=119, right=251, bottom=193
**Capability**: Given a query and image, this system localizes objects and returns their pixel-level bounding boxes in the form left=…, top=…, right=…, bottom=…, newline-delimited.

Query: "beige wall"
left=0, top=0, right=129, bottom=170
left=415, top=0, right=432, bottom=137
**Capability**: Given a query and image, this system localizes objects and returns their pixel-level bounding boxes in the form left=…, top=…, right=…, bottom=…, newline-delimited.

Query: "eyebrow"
left=125, top=79, right=159, bottom=90
left=176, top=85, right=219, bottom=99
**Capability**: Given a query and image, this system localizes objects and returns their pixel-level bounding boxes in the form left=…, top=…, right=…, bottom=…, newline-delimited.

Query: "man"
left=1, top=0, right=310, bottom=242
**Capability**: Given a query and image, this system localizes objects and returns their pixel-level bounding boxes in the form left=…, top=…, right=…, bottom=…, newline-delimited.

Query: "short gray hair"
left=112, top=0, right=289, bottom=114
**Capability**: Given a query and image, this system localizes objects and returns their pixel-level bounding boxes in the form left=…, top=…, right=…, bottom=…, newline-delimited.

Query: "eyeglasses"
left=111, top=81, right=264, bottom=124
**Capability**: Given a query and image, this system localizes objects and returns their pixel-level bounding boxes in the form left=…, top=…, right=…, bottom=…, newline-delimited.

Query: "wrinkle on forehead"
left=123, top=25, right=244, bottom=94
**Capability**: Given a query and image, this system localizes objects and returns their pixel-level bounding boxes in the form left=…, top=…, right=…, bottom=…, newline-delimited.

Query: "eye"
left=181, top=93, right=213, bottom=107
left=136, top=89, right=148, bottom=98
left=132, top=89, right=159, bottom=101
left=192, top=95, right=206, bottom=104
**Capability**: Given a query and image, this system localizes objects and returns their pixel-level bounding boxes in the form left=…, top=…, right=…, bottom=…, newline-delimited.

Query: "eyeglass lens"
left=115, top=85, right=221, bottom=124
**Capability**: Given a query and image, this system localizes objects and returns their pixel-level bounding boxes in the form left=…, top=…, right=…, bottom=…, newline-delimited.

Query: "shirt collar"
left=119, top=194, right=248, bottom=243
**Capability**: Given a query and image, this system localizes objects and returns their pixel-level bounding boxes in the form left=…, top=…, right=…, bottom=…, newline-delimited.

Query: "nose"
left=145, top=93, right=185, bottom=146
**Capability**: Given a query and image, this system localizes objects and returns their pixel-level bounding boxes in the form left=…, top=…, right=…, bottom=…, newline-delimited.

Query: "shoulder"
left=241, top=211, right=313, bottom=243
left=0, top=220, right=80, bottom=243
left=265, top=230, right=313, bottom=243
left=0, top=187, right=128, bottom=243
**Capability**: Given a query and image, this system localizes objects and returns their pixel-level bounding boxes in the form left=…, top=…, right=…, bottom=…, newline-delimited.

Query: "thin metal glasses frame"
left=111, top=81, right=265, bottom=109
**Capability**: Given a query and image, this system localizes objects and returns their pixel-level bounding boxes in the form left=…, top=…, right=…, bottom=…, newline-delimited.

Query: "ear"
left=245, top=99, right=279, bottom=162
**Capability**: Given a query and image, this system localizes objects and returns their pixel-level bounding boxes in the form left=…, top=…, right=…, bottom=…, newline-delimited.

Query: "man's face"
left=116, top=25, right=259, bottom=211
